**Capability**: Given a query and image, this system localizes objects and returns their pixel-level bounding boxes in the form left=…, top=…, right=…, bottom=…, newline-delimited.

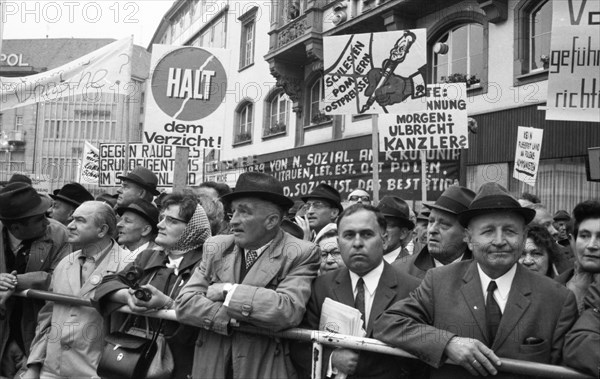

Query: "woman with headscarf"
left=94, top=192, right=211, bottom=379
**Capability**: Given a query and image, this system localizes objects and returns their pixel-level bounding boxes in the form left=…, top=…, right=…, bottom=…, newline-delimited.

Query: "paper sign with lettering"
left=322, top=29, right=428, bottom=115
left=513, top=127, right=544, bottom=185
left=379, top=83, right=468, bottom=151
left=98, top=143, right=203, bottom=187
left=80, top=141, right=99, bottom=184
left=143, top=45, right=231, bottom=149
left=546, top=0, right=600, bottom=122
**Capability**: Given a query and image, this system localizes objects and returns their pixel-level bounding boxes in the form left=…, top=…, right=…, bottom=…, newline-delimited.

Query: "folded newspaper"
left=319, top=297, right=366, bottom=337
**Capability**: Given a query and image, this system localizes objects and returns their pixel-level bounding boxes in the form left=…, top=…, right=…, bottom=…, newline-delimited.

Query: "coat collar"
left=414, top=245, right=472, bottom=271
left=75, top=240, right=125, bottom=296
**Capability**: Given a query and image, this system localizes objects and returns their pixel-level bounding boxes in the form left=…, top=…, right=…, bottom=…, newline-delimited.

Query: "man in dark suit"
left=394, top=185, right=475, bottom=280
left=294, top=204, right=421, bottom=378
left=376, top=196, right=415, bottom=264
left=375, top=183, right=579, bottom=378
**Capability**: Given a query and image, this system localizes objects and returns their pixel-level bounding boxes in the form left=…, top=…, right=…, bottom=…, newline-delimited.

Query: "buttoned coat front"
left=26, top=242, right=135, bottom=378
left=175, top=230, right=320, bottom=379
left=374, top=261, right=578, bottom=379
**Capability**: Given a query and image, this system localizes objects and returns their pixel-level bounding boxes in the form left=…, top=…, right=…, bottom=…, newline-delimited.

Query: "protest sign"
left=143, top=45, right=231, bottom=149
left=322, top=29, right=427, bottom=115
left=546, top=0, right=599, bottom=122
left=245, top=135, right=460, bottom=201
left=379, top=83, right=468, bottom=151
left=79, top=141, right=99, bottom=185
left=513, top=127, right=543, bottom=186
left=98, top=143, right=203, bottom=188
left=0, top=37, right=132, bottom=110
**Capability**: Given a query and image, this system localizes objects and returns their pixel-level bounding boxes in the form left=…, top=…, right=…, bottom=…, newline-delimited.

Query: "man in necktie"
left=376, top=196, right=415, bottom=264
left=176, top=172, right=320, bottom=379
left=375, top=182, right=579, bottom=378
left=0, top=183, right=70, bottom=378
left=292, top=203, right=421, bottom=379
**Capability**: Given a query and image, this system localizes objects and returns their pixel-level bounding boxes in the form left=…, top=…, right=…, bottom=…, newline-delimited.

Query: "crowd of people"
left=0, top=167, right=598, bottom=379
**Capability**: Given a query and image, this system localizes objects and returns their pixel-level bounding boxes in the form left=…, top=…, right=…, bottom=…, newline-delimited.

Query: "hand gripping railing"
left=15, top=289, right=594, bottom=379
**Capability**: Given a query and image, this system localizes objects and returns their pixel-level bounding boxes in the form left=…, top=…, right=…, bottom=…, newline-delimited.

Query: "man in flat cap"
left=176, top=172, right=320, bottom=378
left=394, top=185, right=475, bottom=280
left=377, top=196, right=415, bottom=263
left=48, top=182, right=94, bottom=226
left=116, top=166, right=160, bottom=208
left=296, top=183, right=344, bottom=242
left=0, top=183, right=70, bottom=378
left=375, top=182, right=578, bottom=378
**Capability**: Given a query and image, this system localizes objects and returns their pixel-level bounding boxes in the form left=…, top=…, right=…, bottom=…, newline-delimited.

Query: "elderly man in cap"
left=296, top=183, right=344, bottom=242
left=375, top=183, right=578, bottom=378
left=175, top=172, right=320, bottom=379
left=0, top=183, right=70, bottom=378
left=394, top=185, right=475, bottom=280
left=553, top=210, right=571, bottom=246
left=116, top=166, right=160, bottom=208
left=377, top=196, right=415, bottom=263
left=24, top=201, right=134, bottom=379
left=48, top=182, right=94, bottom=226
left=116, top=198, right=159, bottom=255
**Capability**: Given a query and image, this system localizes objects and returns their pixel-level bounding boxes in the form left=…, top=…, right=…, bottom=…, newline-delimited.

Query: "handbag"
left=126, top=318, right=174, bottom=379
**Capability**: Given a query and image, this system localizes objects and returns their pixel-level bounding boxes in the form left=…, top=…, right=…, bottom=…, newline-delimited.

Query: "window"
left=529, top=1, right=551, bottom=72
left=240, top=20, right=255, bottom=68
left=432, top=23, right=483, bottom=87
left=514, top=0, right=552, bottom=83
left=306, top=76, right=332, bottom=126
left=15, top=116, right=23, bottom=130
left=234, top=102, right=253, bottom=144
left=264, top=92, right=290, bottom=138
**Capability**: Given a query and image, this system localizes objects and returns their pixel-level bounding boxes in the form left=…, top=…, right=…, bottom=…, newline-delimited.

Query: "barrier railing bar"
left=16, top=290, right=593, bottom=379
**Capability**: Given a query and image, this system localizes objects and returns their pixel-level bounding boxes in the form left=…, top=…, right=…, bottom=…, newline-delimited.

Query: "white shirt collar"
left=349, top=260, right=384, bottom=298
left=129, top=241, right=150, bottom=256
left=477, top=263, right=517, bottom=313
left=7, top=230, right=22, bottom=253
left=245, top=240, right=272, bottom=258
left=383, top=246, right=402, bottom=264
left=434, top=253, right=464, bottom=268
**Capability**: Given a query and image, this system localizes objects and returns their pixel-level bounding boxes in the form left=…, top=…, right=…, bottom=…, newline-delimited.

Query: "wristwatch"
left=222, top=283, right=233, bottom=298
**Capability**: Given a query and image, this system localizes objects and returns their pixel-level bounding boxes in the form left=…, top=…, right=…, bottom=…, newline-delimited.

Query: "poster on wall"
left=143, top=45, right=232, bottom=149
left=546, top=0, right=599, bottom=122
left=322, top=29, right=428, bottom=115
left=379, top=83, right=468, bottom=151
left=513, top=126, right=544, bottom=186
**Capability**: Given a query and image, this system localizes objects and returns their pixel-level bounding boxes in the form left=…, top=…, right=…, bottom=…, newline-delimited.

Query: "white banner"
left=0, top=37, right=132, bottom=110
left=513, top=127, right=544, bottom=186
left=79, top=141, right=99, bottom=185
left=323, top=29, right=428, bottom=115
left=546, top=0, right=600, bottom=122
left=379, top=83, right=468, bottom=151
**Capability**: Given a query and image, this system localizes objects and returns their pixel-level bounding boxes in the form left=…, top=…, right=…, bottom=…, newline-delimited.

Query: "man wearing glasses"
left=296, top=183, right=344, bottom=242
left=347, top=189, right=372, bottom=206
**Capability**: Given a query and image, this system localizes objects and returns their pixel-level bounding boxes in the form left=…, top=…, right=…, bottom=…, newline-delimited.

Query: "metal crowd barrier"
left=15, top=289, right=593, bottom=379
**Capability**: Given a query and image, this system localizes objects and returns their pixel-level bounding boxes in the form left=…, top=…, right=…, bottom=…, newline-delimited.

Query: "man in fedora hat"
left=176, top=172, right=320, bottom=379
left=296, top=183, right=344, bottom=242
left=0, top=183, right=70, bottom=378
left=393, top=185, right=475, bottom=280
left=48, top=182, right=94, bottom=226
left=24, top=201, right=134, bottom=379
left=375, top=182, right=578, bottom=378
left=116, top=166, right=160, bottom=208
left=377, top=196, right=415, bottom=263
left=116, top=198, right=159, bottom=255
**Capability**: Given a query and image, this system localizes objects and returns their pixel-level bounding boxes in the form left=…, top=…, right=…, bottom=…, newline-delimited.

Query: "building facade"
left=0, top=38, right=149, bottom=194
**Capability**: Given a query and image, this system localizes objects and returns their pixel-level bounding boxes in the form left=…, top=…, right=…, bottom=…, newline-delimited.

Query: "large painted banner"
left=546, top=0, right=599, bottom=122
left=379, top=83, right=468, bottom=151
left=245, top=135, right=460, bottom=201
left=143, top=45, right=231, bottom=149
left=322, top=29, right=428, bottom=115
left=0, top=37, right=132, bottom=110
left=98, top=143, right=203, bottom=188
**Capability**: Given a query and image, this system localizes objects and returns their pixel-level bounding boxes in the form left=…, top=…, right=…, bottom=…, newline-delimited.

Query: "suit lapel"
left=460, top=262, right=489, bottom=345
left=492, top=265, right=531, bottom=349
left=67, top=254, right=81, bottom=294
left=214, top=241, right=238, bottom=284
left=366, top=264, right=397, bottom=336
left=332, top=269, right=355, bottom=307
left=241, top=230, right=285, bottom=287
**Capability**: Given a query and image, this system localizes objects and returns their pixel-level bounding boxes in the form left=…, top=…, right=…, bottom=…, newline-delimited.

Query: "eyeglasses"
left=348, top=195, right=371, bottom=202
left=158, top=214, right=188, bottom=225
left=320, top=249, right=341, bottom=260
left=304, top=201, right=330, bottom=211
